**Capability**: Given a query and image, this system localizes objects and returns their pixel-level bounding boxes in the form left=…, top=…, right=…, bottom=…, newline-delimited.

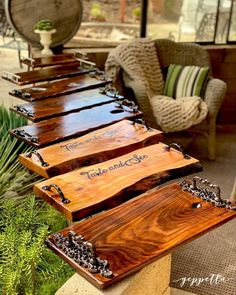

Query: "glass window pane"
left=147, top=0, right=224, bottom=43
left=214, top=0, right=232, bottom=43
left=228, top=0, right=236, bottom=41
left=75, top=1, right=141, bottom=48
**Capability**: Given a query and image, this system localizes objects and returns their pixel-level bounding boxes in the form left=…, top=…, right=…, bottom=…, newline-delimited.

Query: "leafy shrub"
left=34, top=20, right=54, bottom=31
left=0, top=197, right=74, bottom=295
left=90, top=2, right=106, bottom=22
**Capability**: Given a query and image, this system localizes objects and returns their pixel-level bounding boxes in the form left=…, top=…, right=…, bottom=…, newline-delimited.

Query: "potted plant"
left=34, top=19, right=56, bottom=55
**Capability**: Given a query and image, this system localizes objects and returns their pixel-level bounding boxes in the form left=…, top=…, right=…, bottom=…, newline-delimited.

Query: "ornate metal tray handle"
left=89, top=69, right=107, bottom=81
left=179, top=176, right=236, bottom=210
left=10, top=89, right=32, bottom=99
left=14, top=105, right=34, bottom=118
left=51, top=231, right=113, bottom=278
left=77, top=58, right=96, bottom=70
left=13, top=129, right=39, bottom=143
left=42, top=184, right=71, bottom=204
left=2, top=71, right=20, bottom=83
left=115, top=99, right=139, bottom=113
left=26, top=151, right=49, bottom=167
left=131, top=118, right=152, bottom=131
left=165, top=143, right=191, bottom=160
left=99, top=85, right=124, bottom=99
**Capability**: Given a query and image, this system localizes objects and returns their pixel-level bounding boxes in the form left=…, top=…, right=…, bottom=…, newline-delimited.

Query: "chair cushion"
left=164, top=64, right=210, bottom=99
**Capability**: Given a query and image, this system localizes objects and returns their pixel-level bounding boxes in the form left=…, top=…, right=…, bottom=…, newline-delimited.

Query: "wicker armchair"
left=106, top=39, right=226, bottom=160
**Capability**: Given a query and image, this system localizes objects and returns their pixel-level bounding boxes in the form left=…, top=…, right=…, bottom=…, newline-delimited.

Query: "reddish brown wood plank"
left=10, top=103, right=142, bottom=148
left=9, top=75, right=111, bottom=101
left=19, top=120, right=163, bottom=178
left=21, top=53, right=79, bottom=68
left=2, top=64, right=94, bottom=85
left=46, top=182, right=236, bottom=289
left=10, top=88, right=116, bottom=122
left=34, top=143, right=202, bottom=222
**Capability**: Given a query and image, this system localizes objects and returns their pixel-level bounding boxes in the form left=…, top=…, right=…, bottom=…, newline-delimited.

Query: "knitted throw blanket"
left=105, top=38, right=208, bottom=132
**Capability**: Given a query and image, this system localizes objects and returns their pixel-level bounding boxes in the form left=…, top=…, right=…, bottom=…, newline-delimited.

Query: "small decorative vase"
left=34, top=29, right=56, bottom=56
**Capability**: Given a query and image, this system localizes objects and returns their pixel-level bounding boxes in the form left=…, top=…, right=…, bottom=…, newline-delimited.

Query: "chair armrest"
left=204, top=78, right=227, bottom=119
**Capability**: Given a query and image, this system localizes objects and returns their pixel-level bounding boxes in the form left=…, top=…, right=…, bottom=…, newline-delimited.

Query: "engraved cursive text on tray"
left=80, top=154, right=148, bottom=180
left=60, top=131, right=117, bottom=151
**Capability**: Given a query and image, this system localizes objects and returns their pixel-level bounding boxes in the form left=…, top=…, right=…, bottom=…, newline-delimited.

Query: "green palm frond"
left=0, top=105, right=41, bottom=204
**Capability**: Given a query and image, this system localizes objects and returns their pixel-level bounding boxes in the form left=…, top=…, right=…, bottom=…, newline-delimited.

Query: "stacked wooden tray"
left=46, top=181, right=236, bottom=288
left=4, top=54, right=236, bottom=290
left=9, top=74, right=111, bottom=102
left=19, top=120, right=164, bottom=178
left=20, top=53, right=85, bottom=69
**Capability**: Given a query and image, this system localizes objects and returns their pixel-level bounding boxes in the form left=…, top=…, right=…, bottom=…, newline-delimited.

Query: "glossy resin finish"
left=10, top=88, right=116, bottom=122
left=9, top=74, right=111, bottom=101
left=34, top=143, right=202, bottom=221
left=2, top=63, right=93, bottom=85
left=46, top=182, right=236, bottom=288
left=19, top=120, right=163, bottom=178
left=10, top=102, right=142, bottom=147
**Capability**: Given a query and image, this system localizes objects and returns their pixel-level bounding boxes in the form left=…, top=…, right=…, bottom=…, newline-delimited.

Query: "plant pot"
left=34, top=29, right=56, bottom=56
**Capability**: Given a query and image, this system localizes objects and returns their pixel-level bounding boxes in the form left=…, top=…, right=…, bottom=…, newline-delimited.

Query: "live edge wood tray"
left=10, top=88, right=117, bottom=122
left=19, top=120, right=163, bottom=178
left=46, top=181, right=236, bottom=289
left=9, top=74, right=111, bottom=102
left=20, top=53, right=82, bottom=69
left=34, top=143, right=202, bottom=222
left=10, top=102, right=142, bottom=148
left=2, top=63, right=94, bottom=85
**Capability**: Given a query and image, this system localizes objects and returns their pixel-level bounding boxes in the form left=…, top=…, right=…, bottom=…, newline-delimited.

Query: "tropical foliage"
left=0, top=106, right=39, bottom=204
left=0, top=197, right=74, bottom=295
left=0, top=106, right=74, bottom=294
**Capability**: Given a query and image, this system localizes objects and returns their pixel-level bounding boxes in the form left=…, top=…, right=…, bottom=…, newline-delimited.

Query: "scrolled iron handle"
left=165, top=143, right=191, bottom=159
left=42, top=184, right=71, bottom=204
left=180, top=177, right=236, bottom=210
left=99, top=85, right=124, bottom=99
left=13, top=129, right=39, bottom=143
left=26, top=151, right=49, bottom=167
left=192, top=176, right=221, bottom=201
left=131, top=118, right=151, bottom=131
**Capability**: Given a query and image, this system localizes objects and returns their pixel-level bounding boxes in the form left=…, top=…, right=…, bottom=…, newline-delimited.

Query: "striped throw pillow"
left=164, top=64, right=210, bottom=99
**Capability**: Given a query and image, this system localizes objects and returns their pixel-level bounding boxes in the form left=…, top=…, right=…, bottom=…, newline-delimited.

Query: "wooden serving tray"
left=2, top=64, right=94, bottom=85
left=9, top=74, right=111, bottom=102
left=34, top=143, right=202, bottom=222
left=21, top=53, right=81, bottom=68
left=46, top=182, right=236, bottom=289
left=10, top=88, right=116, bottom=122
left=19, top=120, right=163, bottom=178
left=10, top=102, right=142, bottom=148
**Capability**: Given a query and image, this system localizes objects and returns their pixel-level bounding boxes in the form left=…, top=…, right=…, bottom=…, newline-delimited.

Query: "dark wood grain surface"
left=2, top=64, right=93, bottom=85
left=19, top=120, right=163, bottom=178
left=34, top=143, right=202, bottom=221
left=47, top=182, right=236, bottom=289
left=10, top=88, right=116, bottom=122
left=10, top=103, right=142, bottom=147
left=9, top=75, right=111, bottom=101
left=21, top=53, right=79, bottom=68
